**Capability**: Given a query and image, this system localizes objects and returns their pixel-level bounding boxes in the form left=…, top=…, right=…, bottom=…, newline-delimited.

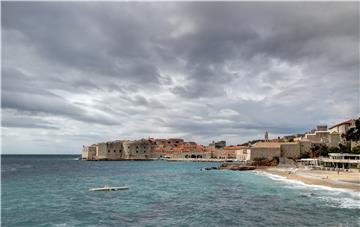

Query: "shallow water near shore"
left=2, top=155, right=360, bottom=226
left=254, top=171, right=360, bottom=209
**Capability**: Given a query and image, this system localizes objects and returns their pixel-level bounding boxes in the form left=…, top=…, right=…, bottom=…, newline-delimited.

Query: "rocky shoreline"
left=203, top=163, right=256, bottom=171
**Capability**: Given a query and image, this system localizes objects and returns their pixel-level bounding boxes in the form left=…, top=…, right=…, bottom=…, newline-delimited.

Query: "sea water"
left=2, top=155, right=359, bottom=226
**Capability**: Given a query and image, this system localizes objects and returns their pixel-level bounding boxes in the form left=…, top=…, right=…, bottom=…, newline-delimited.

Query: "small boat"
left=89, top=185, right=129, bottom=191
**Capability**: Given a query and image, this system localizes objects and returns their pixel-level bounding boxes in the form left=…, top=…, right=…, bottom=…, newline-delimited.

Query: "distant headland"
left=82, top=118, right=360, bottom=165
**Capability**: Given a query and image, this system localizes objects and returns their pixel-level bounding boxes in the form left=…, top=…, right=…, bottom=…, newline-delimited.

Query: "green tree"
left=343, top=118, right=360, bottom=141
left=300, top=152, right=310, bottom=159
left=319, top=145, right=329, bottom=156
left=309, top=144, right=322, bottom=157
left=352, top=146, right=360, bottom=154
left=311, top=144, right=320, bottom=152
left=328, top=146, right=340, bottom=154
left=339, top=143, right=351, bottom=153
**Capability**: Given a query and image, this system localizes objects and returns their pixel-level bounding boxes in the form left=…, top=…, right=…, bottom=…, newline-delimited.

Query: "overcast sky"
left=2, top=2, right=359, bottom=154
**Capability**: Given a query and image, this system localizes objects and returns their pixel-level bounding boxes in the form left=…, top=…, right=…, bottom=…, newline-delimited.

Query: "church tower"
left=264, top=130, right=269, bottom=141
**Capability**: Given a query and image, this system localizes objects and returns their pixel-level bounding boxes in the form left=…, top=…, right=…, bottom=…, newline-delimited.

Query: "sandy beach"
left=259, top=167, right=360, bottom=192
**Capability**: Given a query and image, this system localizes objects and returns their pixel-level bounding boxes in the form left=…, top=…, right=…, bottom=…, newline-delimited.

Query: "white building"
left=328, top=119, right=354, bottom=135
left=320, top=153, right=360, bottom=169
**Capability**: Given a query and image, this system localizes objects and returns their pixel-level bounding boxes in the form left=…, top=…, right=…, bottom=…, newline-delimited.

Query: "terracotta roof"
left=252, top=142, right=281, bottom=148
left=329, top=119, right=353, bottom=129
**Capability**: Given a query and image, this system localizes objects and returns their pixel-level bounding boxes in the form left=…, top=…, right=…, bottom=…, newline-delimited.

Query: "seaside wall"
left=300, top=140, right=312, bottom=154
left=82, top=139, right=152, bottom=160
left=123, top=139, right=152, bottom=159
left=82, top=145, right=96, bottom=160
left=280, top=143, right=300, bottom=159
left=88, top=142, right=124, bottom=160
left=82, top=138, right=210, bottom=160
left=96, top=143, right=109, bottom=160
left=249, top=147, right=281, bottom=161
left=105, top=141, right=126, bottom=160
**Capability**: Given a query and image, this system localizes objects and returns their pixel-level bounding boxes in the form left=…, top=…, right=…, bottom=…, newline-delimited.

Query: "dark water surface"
left=2, top=155, right=359, bottom=226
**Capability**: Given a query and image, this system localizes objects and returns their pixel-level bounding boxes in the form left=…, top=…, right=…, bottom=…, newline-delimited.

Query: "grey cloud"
left=2, top=114, right=59, bottom=129
left=1, top=2, right=358, bottom=153
left=2, top=91, right=120, bottom=126
left=172, top=82, right=224, bottom=99
left=2, top=121, right=58, bottom=130
left=2, top=2, right=165, bottom=88
left=165, top=3, right=358, bottom=100
left=2, top=64, right=121, bottom=126
left=164, top=100, right=312, bottom=139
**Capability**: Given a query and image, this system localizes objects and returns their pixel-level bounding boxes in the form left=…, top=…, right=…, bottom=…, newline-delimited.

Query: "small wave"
left=254, top=171, right=357, bottom=193
left=317, top=196, right=360, bottom=209
left=253, top=171, right=360, bottom=209
left=2, top=164, right=34, bottom=173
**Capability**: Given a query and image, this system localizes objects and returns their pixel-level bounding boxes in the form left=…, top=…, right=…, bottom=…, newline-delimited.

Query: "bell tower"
left=264, top=130, right=269, bottom=141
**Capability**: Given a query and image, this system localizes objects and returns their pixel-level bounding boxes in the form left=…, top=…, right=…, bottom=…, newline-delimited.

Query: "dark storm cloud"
left=2, top=2, right=165, bottom=85
left=1, top=2, right=358, bottom=153
left=171, top=2, right=358, bottom=98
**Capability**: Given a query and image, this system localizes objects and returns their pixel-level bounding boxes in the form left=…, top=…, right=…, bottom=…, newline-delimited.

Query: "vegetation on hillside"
left=343, top=118, right=360, bottom=141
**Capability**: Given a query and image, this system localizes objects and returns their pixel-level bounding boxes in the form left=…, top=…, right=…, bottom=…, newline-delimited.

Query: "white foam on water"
left=3, top=164, right=34, bottom=172
left=254, top=171, right=357, bottom=193
left=316, top=195, right=360, bottom=209
left=254, top=171, right=360, bottom=209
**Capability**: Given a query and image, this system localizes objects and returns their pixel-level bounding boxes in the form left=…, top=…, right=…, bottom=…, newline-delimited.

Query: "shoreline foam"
left=257, top=167, right=360, bottom=192
left=254, top=170, right=360, bottom=209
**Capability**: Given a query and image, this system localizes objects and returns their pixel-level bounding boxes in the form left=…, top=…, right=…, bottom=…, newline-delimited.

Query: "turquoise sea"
left=2, top=155, right=360, bottom=226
